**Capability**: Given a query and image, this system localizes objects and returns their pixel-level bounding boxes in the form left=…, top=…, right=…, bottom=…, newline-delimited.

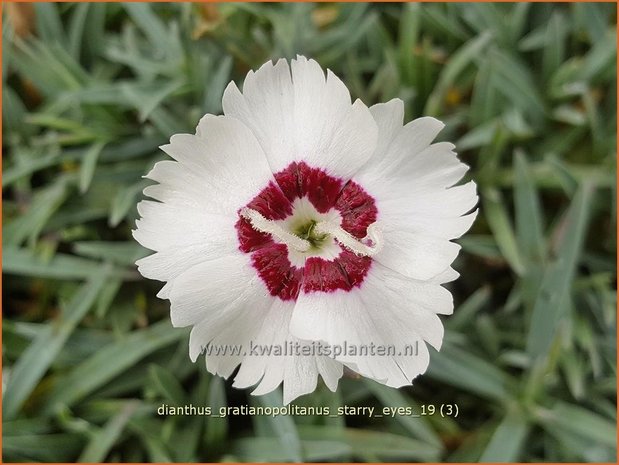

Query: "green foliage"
left=3, top=2, right=616, bottom=462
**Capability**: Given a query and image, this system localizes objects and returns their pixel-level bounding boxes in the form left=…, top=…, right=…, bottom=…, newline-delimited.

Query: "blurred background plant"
left=2, top=2, right=617, bottom=462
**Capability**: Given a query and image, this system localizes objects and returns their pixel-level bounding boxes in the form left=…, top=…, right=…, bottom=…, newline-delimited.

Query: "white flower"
left=133, top=56, right=478, bottom=404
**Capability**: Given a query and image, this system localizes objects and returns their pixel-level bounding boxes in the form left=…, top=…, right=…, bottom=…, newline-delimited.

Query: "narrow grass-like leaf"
left=34, top=3, right=66, bottom=48
left=232, top=437, right=351, bottom=462
left=14, top=39, right=88, bottom=93
left=490, top=49, right=546, bottom=120
left=479, top=410, right=529, bottom=462
left=427, top=343, right=509, bottom=401
left=577, top=30, right=616, bottom=84
left=3, top=417, right=53, bottom=436
left=68, top=3, right=90, bottom=60
left=536, top=402, right=616, bottom=448
left=3, top=433, right=85, bottom=462
left=4, top=180, right=68, bottom=247
left=3, top=266, right=111, bottom=420
left=542, top=12, right=566, bottom=83
left=458, top=235, right=503, bottom=261
left=3, top=152, right=60, bottom=187
left=255, top=390, right=303, bottom=462
left=3, top=87, right=29, bottom=136
left=205, top=376, right=228, bottom=452
left=121, top=79, right=186, bottom=122
left=81, top=2, right=106, bottom=61
left=448, top=286, right=491, bottom=331
left=420, top=5, right=469, bottom=42
left=397, top=3, right=421, bottom=89
left=299, top=425, right=442, bottom=462
left=79, top=141, right=106, bottom=193
left=514, top=152, right=545, bottom=263
left=73, top=241, right=148, bottom=265
left=128, top=419, right=174, bottom=462
left=425, top=32, right=491, bottom=116
left=148, top=364, right=187, bottom=406
left=78, top=401, right=139, bottom=462
left=4, top=321, right=114, bottom=367
left=561, top=352, right=586, bottom=400
left=364, top=379, right=442, bottom=447
left=573, top=3, right=610, bottom=43
left=3, top=247, right=130, bottom=280
left=320, top=12, right=378, bottom=66
left=526, top=185, right=594, bottom=358
left=203, top=55, right=233, bottom=114
left=470, top=57, right=501, bottom=127
left=109, top=180, right=149, bottom=227
left=482, top=187, right=526, bottom=275
left=43, top=321, right=186, bottom=414
left=2, top=14, right=13, bottom=84
left=506, top=3, right=531, bottom=46
left=123, top=3, right=176, bottom=57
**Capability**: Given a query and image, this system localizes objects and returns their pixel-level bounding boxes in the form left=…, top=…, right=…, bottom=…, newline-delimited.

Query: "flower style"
left=133, top=56, right=478, bottom=404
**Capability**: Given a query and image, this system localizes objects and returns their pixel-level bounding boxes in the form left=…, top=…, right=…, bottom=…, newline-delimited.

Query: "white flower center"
left=240, top=198, right=382, bottom=261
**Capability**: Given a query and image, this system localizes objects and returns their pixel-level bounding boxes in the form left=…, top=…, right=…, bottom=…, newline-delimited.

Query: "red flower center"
left=235, top=162, right=378, bottom=301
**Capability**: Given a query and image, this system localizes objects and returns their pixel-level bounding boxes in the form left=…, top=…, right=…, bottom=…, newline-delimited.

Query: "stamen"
left=240, top=208, right=382, bottom=257
left=240, top=208, right=311, bottom=252
left=314, top=220, right=383, bottom=257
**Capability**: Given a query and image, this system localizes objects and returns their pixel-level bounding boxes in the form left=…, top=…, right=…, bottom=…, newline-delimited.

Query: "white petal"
left=232, top=299, right=293, bottom=390
left=133, top=199, right=238, bottom=289
left=290, top=291, right=412, bottom=387
left=220, top=58, right=295, bottom=174
left=431, top=267, right=460, bottom=285
left=202, top=297, right=274, bottom=378
left=315, top=355, right=344, bottom=392
left=187, top=295, right=260, bottom=364
left=357, top=116, right=445, bottom=182
left=134, top=116, right=286, bottom=301
left=156, top=282, right=173, bottom=299
left=375, top=229, right=461, bottom=281
left=369, top=99, right=405, bottom=158
left=168, top=253, right=258, bottom=328
left=135, top=244, right=230, bottom=284
left=282, top=351, right=319, bottom=405
left=393, top=210, right=479, bottom=241
left=157, top=116, right=277, bottom=216
left=367, top=184, right=477, bottom=279
left=379, top=182, right=479, bottom=239
left=133, top=199, right=235, bottom=253
left=356, top=105, right=478, bottom=246
left=250, top=368, right=286, bottom=396
left=188, top=294, right=343, bottom=403
left=400, top=142, right=469, bottom=188
left=248, top=338, right=341, bottom=404
left=223, top=56, right=378, bottom=179
left=290, top=263, right=453, bottom=387
left=141, top=160, right=207, bottom=210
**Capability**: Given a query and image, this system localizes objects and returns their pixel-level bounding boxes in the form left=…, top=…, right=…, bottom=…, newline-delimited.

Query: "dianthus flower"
left=134, top=56, right=477, bottom=403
